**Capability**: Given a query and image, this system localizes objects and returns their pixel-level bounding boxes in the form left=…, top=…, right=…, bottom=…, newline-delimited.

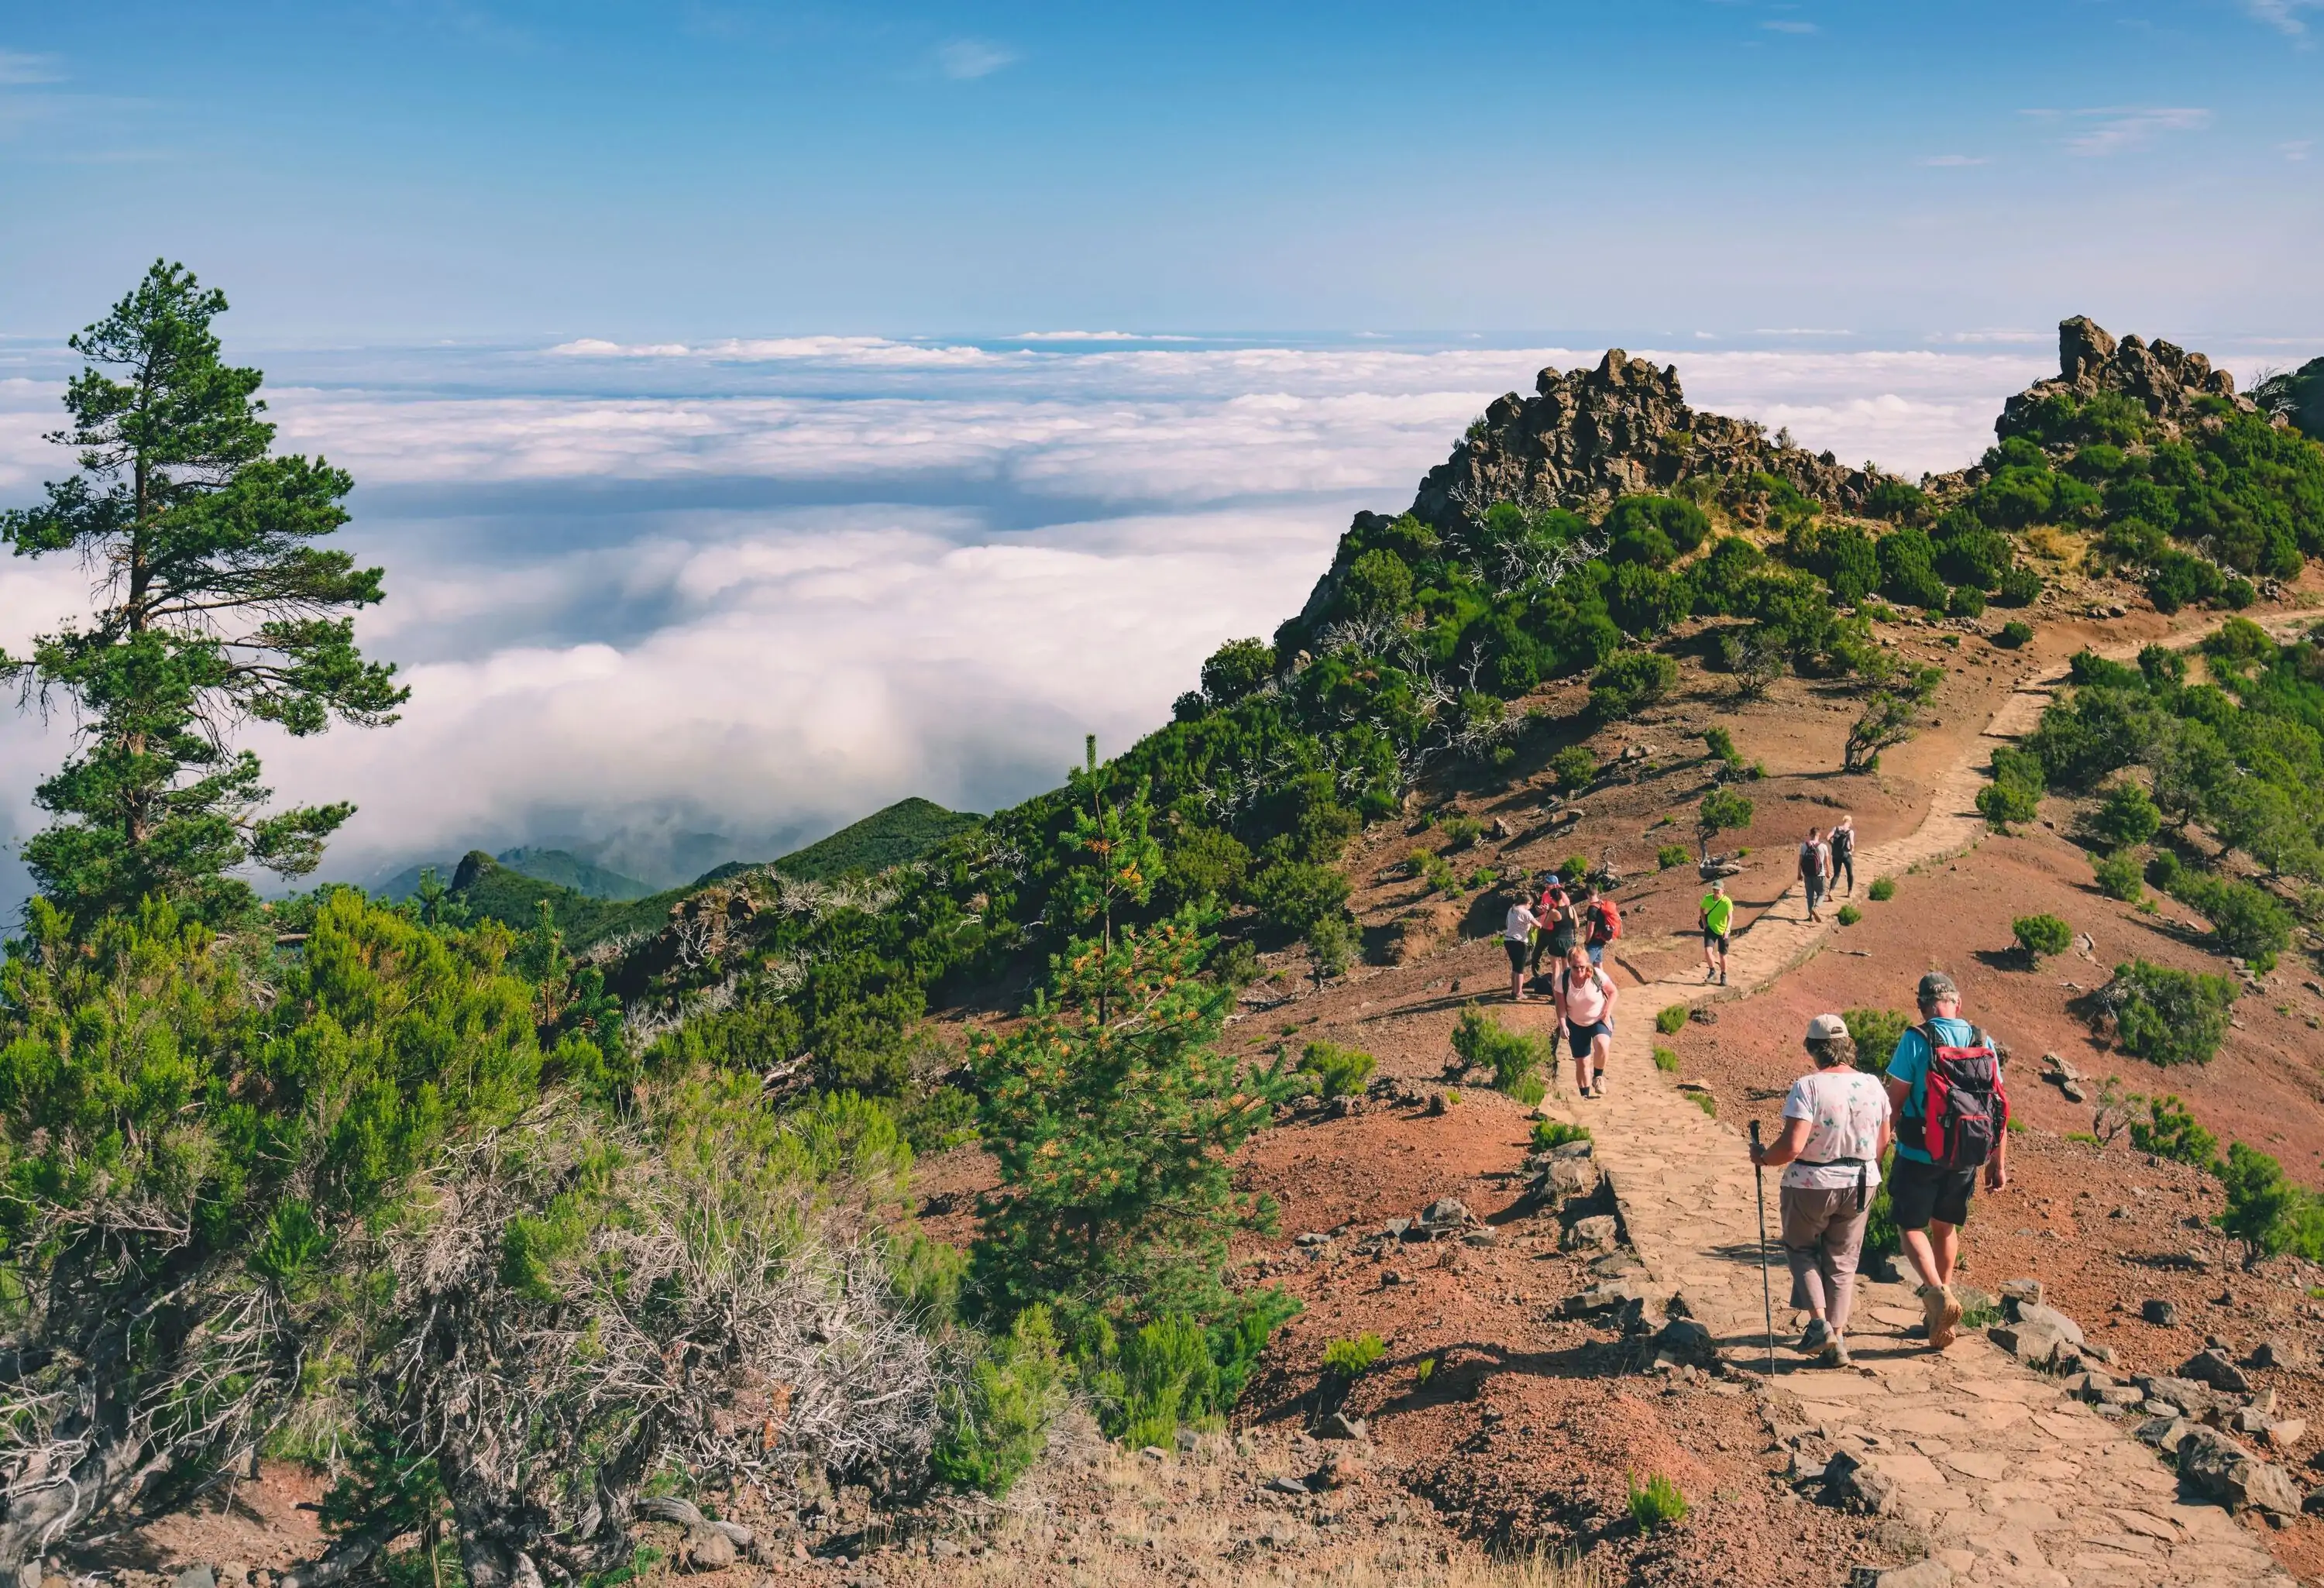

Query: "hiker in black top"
left=1831, top=814, right=1856, bottom=897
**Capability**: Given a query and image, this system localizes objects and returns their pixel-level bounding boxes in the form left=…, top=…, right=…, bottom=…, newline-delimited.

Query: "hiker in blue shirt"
left=1884, top=971, right=2009, bottom=1350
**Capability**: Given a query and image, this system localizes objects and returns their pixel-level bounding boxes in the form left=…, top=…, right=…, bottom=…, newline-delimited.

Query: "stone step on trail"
left=1517, top=651, right=2298, bottom=1587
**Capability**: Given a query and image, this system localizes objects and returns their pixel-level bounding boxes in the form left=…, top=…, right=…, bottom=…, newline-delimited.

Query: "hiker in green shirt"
left=1700, top=878, right=1733, bottom=986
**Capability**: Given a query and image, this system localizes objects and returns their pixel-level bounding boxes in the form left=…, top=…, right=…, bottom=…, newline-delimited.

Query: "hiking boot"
left=1719, top=971, right=1728, bottom=986
left=1920, top=1283, right=1962, bottom=1349
left=1820, top=1337, right=1851, bottom=1369
left=1797, top=1318, right=1831, bottom=1355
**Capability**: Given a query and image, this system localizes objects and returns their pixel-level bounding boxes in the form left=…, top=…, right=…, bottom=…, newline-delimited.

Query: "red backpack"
left=1587, top=898, right=1622, bottom=944
left=1917, top=1023, right=2008, bottom=1171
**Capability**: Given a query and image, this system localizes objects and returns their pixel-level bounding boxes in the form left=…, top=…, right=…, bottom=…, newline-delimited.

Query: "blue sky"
left=3, top=1, right=2321, bottom=342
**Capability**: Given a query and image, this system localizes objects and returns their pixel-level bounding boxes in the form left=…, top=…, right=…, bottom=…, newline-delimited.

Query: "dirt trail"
left=1513, top=620, right=2312, bottom=1587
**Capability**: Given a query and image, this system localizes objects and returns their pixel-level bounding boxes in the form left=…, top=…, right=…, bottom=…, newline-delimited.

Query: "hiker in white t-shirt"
left=1799, top=827, right=1831, bottom=923
left=1502, top=893, right=1542, bottom=1003
left=1748, top=1013, right=1893, bottom=1367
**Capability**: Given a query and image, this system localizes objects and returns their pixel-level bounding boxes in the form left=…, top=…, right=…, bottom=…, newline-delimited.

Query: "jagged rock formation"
left=1407, top=348, right=1892, bottom=529
left=1996, top=315, right=2255, bottom=443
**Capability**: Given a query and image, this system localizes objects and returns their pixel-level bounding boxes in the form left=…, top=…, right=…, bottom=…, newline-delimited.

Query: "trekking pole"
left=1748, top=1119, right=1777, bottom=1378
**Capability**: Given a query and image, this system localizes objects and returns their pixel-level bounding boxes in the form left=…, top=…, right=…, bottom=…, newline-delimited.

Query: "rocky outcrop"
left=1996, top=315, right=2254, bottom=444
left=1406, top=347, right=1892, bottom=528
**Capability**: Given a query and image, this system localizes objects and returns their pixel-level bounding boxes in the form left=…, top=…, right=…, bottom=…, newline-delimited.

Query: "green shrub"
left=1692, top=1092, right=1717, bottom=1117
left=1697, top=787, right=1755, bottom=857
left=1321, top=1332, right=1387, bottom=1380
left=1116, top=1314, right=1219, bottom=1451
left=1558, top=854, right=1590, bottom=885
left=2128, top=1094, right=2219, bottom=1170
left=1862, top=1146, right=1901, bottom=1256
left=1868, top=876, right=1896, bottom=901
left=1532, top=1119, right=1592, bottom=1150
left=1590, top=650, right=1679, bottom=720
left=1655, top=1005, right=1688, bottom=1036
left=1948, top=584, right=1987, bottom=619
left=2091, top=782, right=2163, bottom=851
left=2092, top=853, right=2144, bottom=903
left=1414, top=1357, right=1435, bottom=1387
left=1996, top=566, right=2043, bottom=607
left=1977, top=782, right=2040, bottom=831
left=1845, top=1007, right=1910, bottom=1074
left=2166, top=869, right=2292, bottom=971
left=1835, top=904, right=1862, bottom=926
left=1628, top=1472, right=1689, bottom=1531
left=2218, top=1143, right=2324, bottom=1263
left=2146, top=848, right=2183, bottom=891
left=1249, top=860, right=1353, bottom=935
left=1656, top=844, right=1691, bottom=870
left=1298, top=1040, right=1377, bottom=1099
left=1439, top=814, right=1485, bottom=850
left=1997, top=619, right=2035, bottom=647
left=1551, top=746, right=1597, bottom=789
left=2013, top=913, right=2073, bottom=964
left=1450, top=1007, right=1550, bottom=1097
left=2108, top=958, right=2239, bottom=1067
left=1652, top=1046, right=1679, bottom=1073
left=933, top=1305, right=1068, bottom=1496
left=1701, top=726, right=1741, bottom=767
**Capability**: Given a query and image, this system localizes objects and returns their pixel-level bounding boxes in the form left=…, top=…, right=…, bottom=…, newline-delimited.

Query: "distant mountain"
left=370, top=847, right=655, bottom=902
left=693, top=798, right=979, bottom=886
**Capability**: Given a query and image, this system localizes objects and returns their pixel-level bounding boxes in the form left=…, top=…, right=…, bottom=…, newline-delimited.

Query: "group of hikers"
left=1492, top=809, right=2010, bottom=1368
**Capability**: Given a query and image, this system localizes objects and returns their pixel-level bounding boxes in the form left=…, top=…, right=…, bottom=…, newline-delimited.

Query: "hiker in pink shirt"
left=1553, top=944, right=1618, bottom=1099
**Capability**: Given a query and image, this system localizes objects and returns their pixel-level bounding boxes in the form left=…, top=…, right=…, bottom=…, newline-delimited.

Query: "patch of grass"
left=1321, top=1333, right=1386, bottom=1380
left=1452, top=1007, right=1554, bottom=1099
left=1692, top=1092, right=1717, bottom=1118
left=1655, top=1005, right=1688, bottom=1036
left=1508, top=1072, right=1548, bottom=1107
left=1439, top=815, right=1486, bottom=850
left=1835, top=904, right=1862, bottom=926
left=1651, top=1046, right=1679, bottom=1073
left=1298, top=1040, right=1377, bottom=1099
left=1414, top=1357, right=1436, bottom=1387
left=1868, top=876, right=1897, bottom=902
left=1627, top=1472, right=1689, bottom=1531
left=2065, top=1131, right=2101, bottom=1146
left=1655, top=844, right=1691, bottom=870
left=1532, top=1119, right=1592, bottom=1150
left=1956, top=1289, right=2003, bottom=1329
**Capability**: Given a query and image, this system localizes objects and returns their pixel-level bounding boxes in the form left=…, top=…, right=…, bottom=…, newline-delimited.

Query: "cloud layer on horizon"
left=0, top=339, right=2060, bottom=899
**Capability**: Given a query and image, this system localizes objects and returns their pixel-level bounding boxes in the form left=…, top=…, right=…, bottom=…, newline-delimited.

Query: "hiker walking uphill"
left=1502, top=892, right=1542, bottom=1004
left=1530, top=874, right=1574, bottom=982
left=1830, top=814, right=1857, bottom=898
left=1580, top=882, right=1621, bottom=968
left=1748, top=1016, right=1893, bottom=1367
left=1554, top=944, right=1618, bottom=1099
left=1699, top=878, right=1733, bottom=986
left=1883, top=971, right=2010, bottom=1349
left=1799, top=827, right=1831, bottom=923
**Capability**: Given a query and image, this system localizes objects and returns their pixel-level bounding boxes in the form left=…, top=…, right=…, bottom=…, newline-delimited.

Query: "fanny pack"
left=1798, top=1155, right=1872, bottom=1211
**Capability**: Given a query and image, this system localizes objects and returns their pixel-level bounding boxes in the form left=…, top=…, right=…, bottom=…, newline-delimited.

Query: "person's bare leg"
left=1511, top=963, right=1525, bottom=1002
left=1572, top=1043, right=1591, bottom=1096
left=1927, top=1220, right=1960, bottom=1288
left=1900, top=1228, right=1945, bottom=1291
left=1590, top=1031, right=1611, bottom=1091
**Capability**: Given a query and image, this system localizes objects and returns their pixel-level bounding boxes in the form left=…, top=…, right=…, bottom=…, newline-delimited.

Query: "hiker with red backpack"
left=1799, top=827, right=1831, bottom=923
left=1553, top=944, right=1618, bottom=1100
left=1882, top=971, right=2009, bottom=1349
left=1580, top=882, right=1621, bottom=968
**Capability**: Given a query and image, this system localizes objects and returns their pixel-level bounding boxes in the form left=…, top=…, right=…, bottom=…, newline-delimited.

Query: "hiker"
left=1748, top=1015, right=1893, bottom=1367
left=1554, top=944, right=1618, bottom=1098
left=1799, top=827, right=1830, bottom=923
left=1700, top=877, right=1733, bottom=985
left=1581, top=882, right=1621, bottom=968
left=1528, top=874, right=1569, bottom=981
left=1502, top=892, right=1542, bottom=1003
left=1831, top=814, right=1857, bottom=897
left=1542, top=876, right=1582, bottom=977
left=1882, top=971, right=2010, bottom=1349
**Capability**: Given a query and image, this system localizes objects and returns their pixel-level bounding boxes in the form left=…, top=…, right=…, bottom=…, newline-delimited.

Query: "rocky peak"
left=1408, top=349, right=1890, bottom=530
left=1999, top=315, right=2253, bottom=442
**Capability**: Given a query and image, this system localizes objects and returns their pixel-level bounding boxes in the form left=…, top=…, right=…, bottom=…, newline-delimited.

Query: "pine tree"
left=1, top=262, right=405, bottom=925
left=1051, top=734, right=1164, bottom=1021
left=968, top=915, right=1293, bottom=1323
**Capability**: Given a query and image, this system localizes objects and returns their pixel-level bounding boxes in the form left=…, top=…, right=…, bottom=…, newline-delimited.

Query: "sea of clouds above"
left=0, top=335, right=2063, bottom=896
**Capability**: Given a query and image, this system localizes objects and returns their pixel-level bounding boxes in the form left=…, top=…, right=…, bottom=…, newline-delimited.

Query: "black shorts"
left=1703, top=930, right=1729, bottom=953
left=1887, top=1154, right=1977, bottom=1232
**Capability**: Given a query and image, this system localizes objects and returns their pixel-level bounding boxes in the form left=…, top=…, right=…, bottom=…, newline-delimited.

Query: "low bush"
left=1692, top=1092, right=1717, bottom=1117
left=1977, top=782, right=2040, bottom=831
left=1450, top=1007, right=1551, bottom=1097
left=1656, top=844, right=1691, bottom=870
left=1250, top=860, right=1353, bottom=935
left=2090, top=782, right=2162, bottom=851
left=2092, top=853, right=2144, bottom=902
left=2106, top=958, right=2239, bottom=1067
left=1652, top=1046, right=1679, bottom=1073
left=1997, top=619, right=2035, bottom=648
left=1532, top=1119, right=1592, bottom=1150
left=1590, top=650, right=1679, bottom=720
left=1845, top=1007, right=1910, bottom=1074
left=2128, top=1094, right=2219, bottom=1170
left=1835, top=904, right=1862, bottom=926
left=933, top=1305, right=1067, bottom=1497
left=1551, top=746, right=1598, bottom=789
left=1321, top=1332, right=1387, bottom=1380
left=1655, top=1005, right=1688, bottom=1036
left=1868, top=876, right=1897, bottom=901
left=1439, top=814, right=1485, bottom=850
left=1948, top=584, right=1987, bottom=619
left=2013, top=913, right=2074, bottom=965
left=2218, top=1143, right=2324, bottom=1263
left=1298, top=1040, right=1377, bottom=1099
left=2166, top=868, right=2293, bottom=971
left=1628, top=1473, right=1689, bottom=1531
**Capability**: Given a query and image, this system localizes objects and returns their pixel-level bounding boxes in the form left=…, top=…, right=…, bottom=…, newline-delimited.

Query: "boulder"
left=2266, top=1418, right=2306, bottom=1451
left=1653, top=1318, right=1717, bottom=1366
left=1998, top=1277, right=2044, bottom=1313
left=2013, top=1302, right=2085, bottom=1349
left=1549, top=1139, right=1594, bottom=1160
left=1563, top=1214, right=1620, bottom=1252
left=177, top=1571, right=218, bottom=1588
left=1562, top=1277, right=1647, bottom=1317
left=2137, top=1415, right=2194, bottom=1453
left=2141, top=1298, right=2178, bottom=1326
left=2250, top=1339, right=2301, bottom=1370
left=1422, top=1197, right=1470, bottom=1229
left=1315, top=1411, right=1367, bottom=1441
left=2137, top=1375, right=2222, bottom=1419
left=2178, top=1427, right=2303, bottom=1518
left=1989, top=1322, right=2068, bottom=1367
left=1821, top=1449, right=1899, bottom=1516
left=1546, top=1157, right=1601, bottom=1200
left=684, top=1526, right=738, bottom=1571
left=1873, top=1564, right=1955, bottom=1588
left=2179, top=1349, right=2253, bottom=1394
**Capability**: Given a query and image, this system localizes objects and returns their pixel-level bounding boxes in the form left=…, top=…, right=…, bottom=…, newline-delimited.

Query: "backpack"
left=1831, top=827, right=1854, bottom=863
left=1916, top=1023, right=2008, bottom=1171
left=1587, top=898, right=1621, bottom=943
left=1799, top=840, right=1825, bottom=878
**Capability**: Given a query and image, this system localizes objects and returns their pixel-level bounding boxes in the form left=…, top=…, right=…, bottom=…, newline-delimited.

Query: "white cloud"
left=545, top=335, right=995, bottom=364
left=2066, top=106, right=2212, bottom=156
left=937, top=38, right=1016, bottom=79
left=1924, top=328, right=2048, bottom=345
left=0, top=339, right=2054, bottom=901
left=1012, top=330, right=1197, bottom=342
left=2245, top=0, right=2320, bottom=36
left=0, top=50, right=60, bottom=86
left=1917, top=154, right=1989, bottom=167
left=2281, top=139, right=2314, bottom=161
left=1750, top=328, right=1852, bottom=336
left=1761, top=19, right=1817, bottom=33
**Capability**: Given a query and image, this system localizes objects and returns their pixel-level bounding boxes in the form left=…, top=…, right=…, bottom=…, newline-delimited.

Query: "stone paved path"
left=1524, top=638, right=2308, bottom=1586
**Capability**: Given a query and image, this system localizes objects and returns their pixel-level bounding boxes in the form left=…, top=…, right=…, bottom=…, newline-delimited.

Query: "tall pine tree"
left=1, top=262, right=404, bottom=925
